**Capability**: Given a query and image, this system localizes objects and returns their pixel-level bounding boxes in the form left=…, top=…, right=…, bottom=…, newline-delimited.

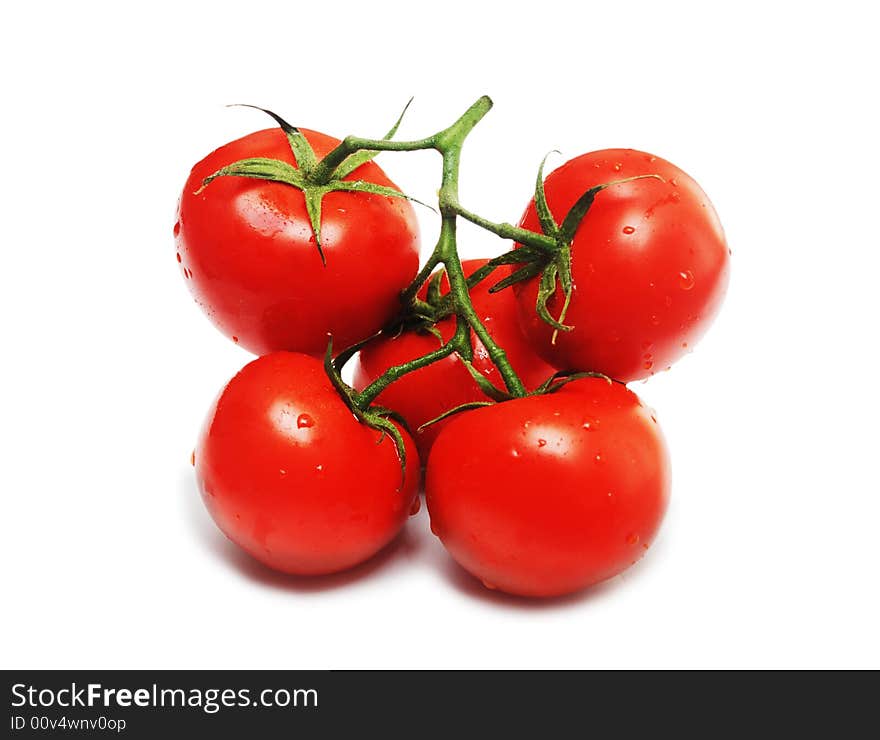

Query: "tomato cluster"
left=177, top=100, right=728, bottom=598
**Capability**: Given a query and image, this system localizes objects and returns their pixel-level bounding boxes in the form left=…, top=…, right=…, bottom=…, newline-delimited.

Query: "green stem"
left=355, top=339, right=458, bottom=407
left=333, top=95, right=529, bottom=406
left=451, top=202, right=557, bottom=252
left=310, top=135, right=437, bottom=184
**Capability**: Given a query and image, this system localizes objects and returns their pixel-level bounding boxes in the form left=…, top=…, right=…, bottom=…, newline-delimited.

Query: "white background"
left=2, top=1, right=878, bottom=669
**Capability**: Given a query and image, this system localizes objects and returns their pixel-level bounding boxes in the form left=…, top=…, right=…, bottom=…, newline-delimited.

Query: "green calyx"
left=195, top=101, right=426, bottom=265
left=487, top=156, right=663, bottom=338
left=323, top=339, right=411, bottom=487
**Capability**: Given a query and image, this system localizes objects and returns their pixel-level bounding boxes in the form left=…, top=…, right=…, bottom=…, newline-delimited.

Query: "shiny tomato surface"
left=515, top=149, right=730, bottom=381
left=176, top=128, right=420, bottom=356
left=195, top=352, right=419, bottom=575
left=426, top=377, right=670, bottom=597
left=353, top=259, right=554, bottom=460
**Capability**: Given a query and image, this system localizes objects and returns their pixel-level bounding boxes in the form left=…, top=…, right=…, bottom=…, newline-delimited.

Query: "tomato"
left=425, top=377, right=670, bottom=597
left=176, top=128, right=420, bottom=356
left=515, top=149, right=730, bottom=381
left=353, top=259, right=555, bottom=460
left=194, top=352, right=419, bottom=575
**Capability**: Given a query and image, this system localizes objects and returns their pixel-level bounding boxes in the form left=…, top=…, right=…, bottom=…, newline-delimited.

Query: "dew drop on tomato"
left=173, top=221, right=181, bottom=237
left=296, top=413, right=315, bottom=429
left=626, top=533, right=640, bottom=545
left=622, top=225, right=635, bottom=234
left=678, top=270, right=695, bottom=290
left=537, top=439, right=547, bottom=448
left=409, top=497, right=421, bottom=516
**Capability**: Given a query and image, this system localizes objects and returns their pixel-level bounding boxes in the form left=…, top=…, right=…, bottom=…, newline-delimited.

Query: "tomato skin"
left=194, top=352, right=419, bottom=575
left=515, top=149, right=730, bottom=381
left=353, top=259, right=555, bottom=460
left=176, top=128, right=420, bottom=356
left=425, top=378, right=670, bottom=597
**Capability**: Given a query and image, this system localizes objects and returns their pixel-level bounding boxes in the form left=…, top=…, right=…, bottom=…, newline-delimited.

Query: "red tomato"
left=353, top=259, right=554, bottom=460
left=176, top=128, right=420, bottom=356
left=425, top=377, right=670, bottom=597
left=515, top=149, right=730, bottom=381
left=194, top=352, right=419, bottom=575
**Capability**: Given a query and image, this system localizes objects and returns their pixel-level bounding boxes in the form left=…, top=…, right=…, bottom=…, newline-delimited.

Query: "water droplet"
left=297, top=413, right=315, bottom=429
left=481, top=580, right=498, bottom=591
left=649, top=156, right=657, bottom=163
left=643, top=352, right=653, bottom=361
left=678, top=270, right=695, bottom=290
left=537, top=439, right=547, bottom=447
left=613, top=162, right=623, bottom=172
left=232, top=336, right=239, bottom=343
left=669, top=178, right=678, bottom=187
left=650, top=315, right=661, bottom=326
left=176, top=252, right=182, bottom=263
left=626, top=533, right=640, bottom=545
left=681, top=341, right=688, bottom=349
left=523, top=420, right=531, bottom=429
left=409, top=497, right=421, bottom=516
left=582, top=419, right=599, bottom=431
left=622, top=225, right=635, bottom=235
left=595, top=454, right=602, bottom=462
left=315, top=464, right=323, bottom=472
left=173, top=221, right=181, bottom=237
left=190, top=451, right=195, bottom=466
left=643, top=360, right=654, bottom=370
left=511, top=449, right=520, bottom=458
left=642, top=543, right=649, bottom=550
left=279, top=469, right=287, bottom=476
left=607, top=491, right=614, bottom=498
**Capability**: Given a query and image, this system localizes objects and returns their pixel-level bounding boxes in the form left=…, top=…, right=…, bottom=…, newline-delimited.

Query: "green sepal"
left=535, top=260, right=573, bottom=334
left=487, top=245, right=546, bottom=267
left=329, top=179, right=435, bottom=212
left=488, top=261, right=543, bottom=293
left=558, top=174, right=663, bottom=245
left=417, top=401, right=494, bottom=432
left=196, top=157, right=303, bottom=194
left=460, top=358, right=514, bottom=402
left=332, top=331, right=382, bottom=374
left=332, top=97, right=414, bottom=179
left=323, top=338, right=409, bottom=487
left=229, top=104, right=318, bottom=175
left=538, top=370, right=614, bottom=394
left=534, top=152, right=560, bottom=238
left=369, top=414, right=408, bottom=489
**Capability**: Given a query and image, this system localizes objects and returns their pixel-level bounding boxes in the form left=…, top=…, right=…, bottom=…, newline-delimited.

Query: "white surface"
left=2, top=1, right=878, bottom=669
